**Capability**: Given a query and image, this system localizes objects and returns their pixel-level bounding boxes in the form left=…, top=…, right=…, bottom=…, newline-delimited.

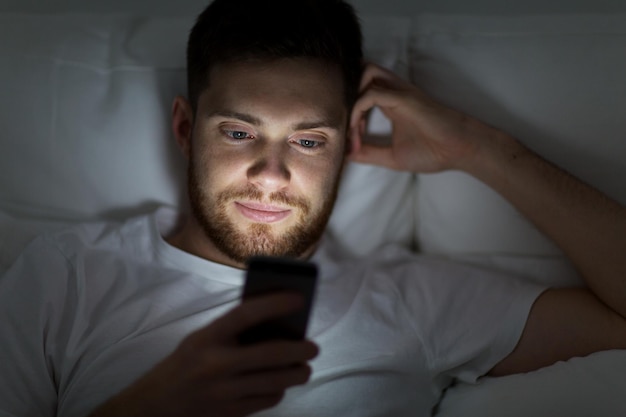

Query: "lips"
left=235, top=201, right=292, bottom=223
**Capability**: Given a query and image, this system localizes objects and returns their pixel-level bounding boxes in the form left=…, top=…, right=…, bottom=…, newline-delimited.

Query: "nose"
left=247, top=142, right=291, bottom=192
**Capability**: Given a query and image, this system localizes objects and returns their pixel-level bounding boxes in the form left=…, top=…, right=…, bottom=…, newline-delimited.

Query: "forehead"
left=198, top=58, right=347, bottom=128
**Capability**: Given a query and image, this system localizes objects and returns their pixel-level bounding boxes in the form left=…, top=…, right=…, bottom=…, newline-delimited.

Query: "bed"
left=1, top=2, right=625, bottom=415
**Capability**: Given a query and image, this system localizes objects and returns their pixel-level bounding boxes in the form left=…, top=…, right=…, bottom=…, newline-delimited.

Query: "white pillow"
left=436, top=350, right=626, bottom=417
left=410, top=14, right=626, bottom=257
left=0, top=13, right=414, bottom=258
left=0, top=14, right=190, bottom=219
left=409, top=14, right=626, bottom=416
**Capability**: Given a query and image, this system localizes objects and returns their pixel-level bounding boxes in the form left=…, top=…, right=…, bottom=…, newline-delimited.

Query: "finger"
left=349, top=143, right=400, bottom=171
left=231, top=340, right=319, bottom=373
left=218, top=364, right=313, bottom=400
left=200, top=292, right=305, bottom=342
left=351, top=85, right=400, bottom=123
left=220, top=393, right=285, bottom=417
left=175, top=339, right=314, bottom=382
left=349, top=86, right=399, bottom=136
left=240, top=363, right=312, bottom=395
left=349, top=86, right=393, bottom=156
left=359, top=62, right=403, bottom=92
left=360, top=63, right=414, bottom=101
left=348, top=121, right=363, bottom=156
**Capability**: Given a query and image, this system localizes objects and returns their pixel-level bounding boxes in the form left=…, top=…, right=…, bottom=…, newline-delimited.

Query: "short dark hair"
left=186, top=0, right=363, bottom=113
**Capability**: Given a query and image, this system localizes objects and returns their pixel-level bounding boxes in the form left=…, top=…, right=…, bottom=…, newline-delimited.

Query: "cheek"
left=193, top=143, right=248, bottom=187
left=294, top=155, right=342, bottom=204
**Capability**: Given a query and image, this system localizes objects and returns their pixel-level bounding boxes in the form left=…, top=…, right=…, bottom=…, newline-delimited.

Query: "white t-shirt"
left=0, top=208, right=545, bottom=417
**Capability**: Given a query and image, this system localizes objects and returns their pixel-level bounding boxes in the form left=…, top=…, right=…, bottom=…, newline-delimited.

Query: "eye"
left=225, top=130, right=253, bottom=140
left=296, top=139, right=322, bottom=149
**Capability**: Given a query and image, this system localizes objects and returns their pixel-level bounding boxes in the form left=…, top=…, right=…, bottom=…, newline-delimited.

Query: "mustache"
left=216, top=185, right=310, bottom=215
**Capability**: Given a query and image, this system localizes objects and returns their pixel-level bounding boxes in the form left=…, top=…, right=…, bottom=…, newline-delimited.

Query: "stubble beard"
left=187, top=158, right=340, bottom=265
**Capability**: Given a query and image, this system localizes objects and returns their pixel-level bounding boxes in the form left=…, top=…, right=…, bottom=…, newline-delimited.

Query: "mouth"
left=235, top=201, right=292, bottom=223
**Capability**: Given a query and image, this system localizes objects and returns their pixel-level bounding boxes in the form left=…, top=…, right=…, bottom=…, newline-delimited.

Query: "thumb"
left=349, top=143, right=399, bottom=171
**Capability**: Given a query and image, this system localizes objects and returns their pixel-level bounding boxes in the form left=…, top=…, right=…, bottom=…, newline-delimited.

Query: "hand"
left=89, top=292, right=319, bottom=417
left=349, top=62, right=501, bottom=173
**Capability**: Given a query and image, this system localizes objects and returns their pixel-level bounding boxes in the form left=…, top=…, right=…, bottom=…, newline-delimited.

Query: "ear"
left=344, top=128, right=353, bottom=156
left=172, top=96, right=194, bottom=160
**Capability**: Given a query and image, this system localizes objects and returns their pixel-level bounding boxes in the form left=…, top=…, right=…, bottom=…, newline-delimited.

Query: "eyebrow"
left=209, top=111, right=261, bottom=126
left=208, top=110, right=343, bottom=132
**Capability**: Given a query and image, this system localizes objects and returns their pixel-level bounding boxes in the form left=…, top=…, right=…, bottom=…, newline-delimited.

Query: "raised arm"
left=350, top=63, right=626, bottom=374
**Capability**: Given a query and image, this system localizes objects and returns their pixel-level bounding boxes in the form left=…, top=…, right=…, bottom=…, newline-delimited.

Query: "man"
left=1, top=0, right=625, bottom=416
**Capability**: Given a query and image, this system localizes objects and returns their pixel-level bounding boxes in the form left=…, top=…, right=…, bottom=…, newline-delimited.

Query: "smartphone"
left=238, top=256, right=318, bottom=345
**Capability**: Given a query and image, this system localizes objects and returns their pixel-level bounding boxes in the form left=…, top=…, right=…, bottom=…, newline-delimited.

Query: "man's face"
left=187, top=58, right=348, bottom=265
